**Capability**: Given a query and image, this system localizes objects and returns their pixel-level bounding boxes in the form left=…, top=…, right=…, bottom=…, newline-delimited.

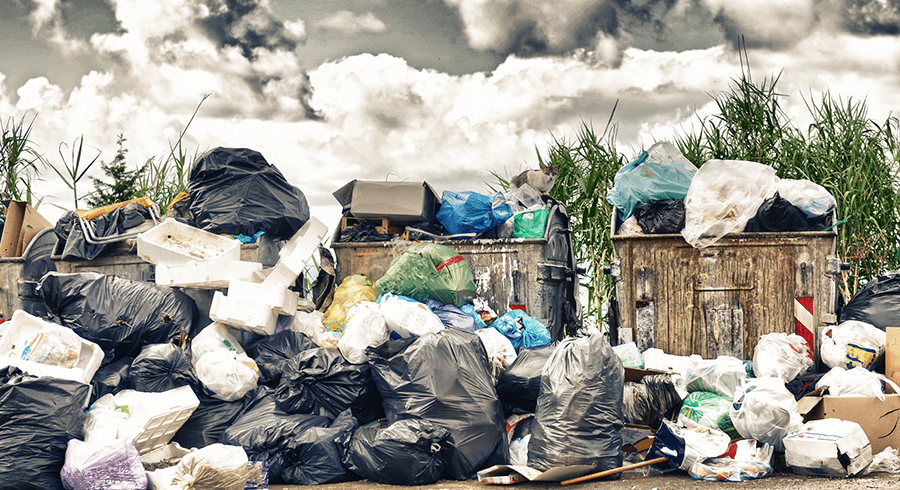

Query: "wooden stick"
left=560, top=456, right=668, bottom=486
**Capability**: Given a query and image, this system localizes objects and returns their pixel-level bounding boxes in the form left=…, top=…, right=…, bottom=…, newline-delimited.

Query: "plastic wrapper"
left=375, top=242, right=477, bottom=307
left=338, top=301, right=388, bottom=364
left=169, top=443, right=258, bottom=490
left=816, top=366, right=900, bottom=399
left=495, top=342, right=557, bottom=417
left=246, top=330, right=315, bottom=386
left=322, top=275, right=378, bottom=331
left=435, top=190, right=513, bottom=235
left=188, top=147, right=310, bottom=240
left=527, top=330, right=624, bottom=474
left=426, top=299, right=478, bottom=331
left=840, top=270, right=900, bottom=331
left=729, top=376, right=803, bottom=451
left=274, top=346, right=384, bottom=425
left=864, top=447, right=900, bottom=475
left=820, top=320, right=886, bottom=370
left=489, top=309, right=551, bottom=349
left=291, top=310, right=340, bottom=348
left=367, top=328, right=508, bottom=480
left=690, top=458, right=772, bottom=482
left=339, top=418, right=451, bottom=486
left=130, top=343, right=198, bottom=393
left=607, top=143, right=696, bottom=221
left=633, top=199, right=685, bottom=234
left=623, top=374, right=682, bottom=429
left=14, top=323, right=82, bottom=368
left=379, top=294, right=445, bottom=339
left=39, top=272, right=200, bottom=364
left=0, top=367, right=92, bottom=490
left=476, top=327, right=517, bottom=382
left=219, top=394, right=332, bottom=483
left=60, top=439, right=147, bottom=490
left=677, top=391, right=739, bottom=439
left=171, top=386, right=269, bottom=450
left=279, top=409, right=359, bottom=485
left=612, top=341, right=644, bottom=369
left=681, top=159, right=778, bottom=248
left=194, top=349, right=259, bottom=402
left=752, top=332, right=813, bottom=382
left=680, top=355, right=746, bottom=397
left=647, top=419, right=732, bottom=472
left=506, top=414, right=534, bottom=466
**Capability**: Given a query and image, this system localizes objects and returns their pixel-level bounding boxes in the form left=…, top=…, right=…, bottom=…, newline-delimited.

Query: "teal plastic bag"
left=513, top=208, right=549, bottom=238
left=607, top=151, right=695, bottom=220
left=489, top=309, right=551, bottom=349
left=436, top=191, right=513, bottom=235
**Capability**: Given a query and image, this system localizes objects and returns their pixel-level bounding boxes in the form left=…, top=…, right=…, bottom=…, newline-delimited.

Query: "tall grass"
left=0, top=113, right=43, bottom=205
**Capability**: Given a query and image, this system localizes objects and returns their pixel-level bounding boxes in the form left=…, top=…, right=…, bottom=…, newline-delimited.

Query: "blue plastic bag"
left=436, top=191, right=513, bottom=235
left=607, top=150, right=695, bottom=221
left=426, top=299, right=478, bottom=331
left=489, top=309, right=551, bottom=349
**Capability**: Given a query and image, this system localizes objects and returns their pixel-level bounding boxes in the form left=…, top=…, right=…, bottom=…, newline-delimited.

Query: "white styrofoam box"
left=262, top=216, right=328, bottom=287
left=143, top=442, right=194, bottom=490
left=0, top=309, right=103, bottom=384
left=117, top=386, right=200, bottom=455
left=784, top=419, right=873, bottom=477
left=155, top=259, right=263, bottom=289
left=209, top=291, right=279, bottom=335
left=137, top=218, right=241, bottom=267
left=227, top=279, right=299, bottom=316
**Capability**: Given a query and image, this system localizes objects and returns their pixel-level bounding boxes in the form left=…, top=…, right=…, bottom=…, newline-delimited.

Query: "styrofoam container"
left=0, top=309, right=103, bottom=384
left=117, top=386, right=200, bottom=455
left=227, top=279, right=299, bottom=316
left=209, top=291, right=279, bottom=335
left=138, top=218, right=241, bottom=267
left=143, top=442, right=195, bottom=490
left=262, top=216, right=328, bottom=287
left=155, top=259, right=263, bottom=289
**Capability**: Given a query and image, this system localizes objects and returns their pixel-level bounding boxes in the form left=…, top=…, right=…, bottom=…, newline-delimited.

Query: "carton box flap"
left=0, top=200, right=52, bottom=257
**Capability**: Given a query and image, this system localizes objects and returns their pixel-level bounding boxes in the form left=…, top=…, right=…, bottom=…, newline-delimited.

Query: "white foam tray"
left=138, top=218, right=241, bottom=267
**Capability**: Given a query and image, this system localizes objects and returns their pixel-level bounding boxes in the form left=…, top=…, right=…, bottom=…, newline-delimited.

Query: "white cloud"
left=315, top=11, right=387, bottom=35
left=283, top=19, right=307, bottom=42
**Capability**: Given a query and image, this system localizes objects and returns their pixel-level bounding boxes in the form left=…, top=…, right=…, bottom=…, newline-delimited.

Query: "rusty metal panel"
left=612, top=231, right=838, bottom=362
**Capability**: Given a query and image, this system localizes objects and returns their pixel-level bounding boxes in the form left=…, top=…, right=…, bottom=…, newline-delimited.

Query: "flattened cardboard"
left=476, top=464, right=595, bottom=485
left=887, top=328, right=900, bottom=387
left=0, top=201, right=52, bottom=257
left=799, top=386, right=900, bottom=454
left=784, top=419, right=873, bottom=477
left=333, top=180, right=441, bottom=225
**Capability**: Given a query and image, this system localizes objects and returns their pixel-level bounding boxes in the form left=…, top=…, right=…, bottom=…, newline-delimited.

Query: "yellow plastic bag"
left=322, top=275, right=378, bottom=331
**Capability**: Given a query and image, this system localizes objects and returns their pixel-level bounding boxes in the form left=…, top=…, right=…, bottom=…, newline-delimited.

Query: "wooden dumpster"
left=610, top=230, right=840, bottom=363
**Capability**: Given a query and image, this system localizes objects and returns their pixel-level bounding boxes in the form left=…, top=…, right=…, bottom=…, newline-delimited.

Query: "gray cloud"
left=842, top=0, right=900, bottom=35
left=195, top=0, right=300, bottom=58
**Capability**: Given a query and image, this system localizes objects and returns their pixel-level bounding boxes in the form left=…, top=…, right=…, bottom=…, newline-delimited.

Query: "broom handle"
left=560, top=456, right=668, bottom=486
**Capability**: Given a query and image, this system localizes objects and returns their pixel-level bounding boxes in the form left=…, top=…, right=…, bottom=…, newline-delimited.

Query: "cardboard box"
left=333, top=180, right=441, bottom=225
left=476, top=465, right=595, bottom=485
left=887, top=327, right=900, bottom=387
left=0, top=200, right=52, bottom=257
left=799, top=386, right=900, bottom=454
left=784, top=419, right=873, bottom=477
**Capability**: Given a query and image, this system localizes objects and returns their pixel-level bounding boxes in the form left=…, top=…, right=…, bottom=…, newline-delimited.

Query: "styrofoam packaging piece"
left=209, top=290, right=279, bottom=335
left=144, top=443, right=194, bottom=490
left=137, top=217, right=241, bottom=267
left=227, top=279, right=300, bottom=316
left=784, top=419, right=873, bottom=478
left=155, top=259, right=262, bottom=289
left=262, top=216, right=328, bottom=287
left=116, top=385, right=200, bottom=455
left=0, top=309, right=103, bottom=384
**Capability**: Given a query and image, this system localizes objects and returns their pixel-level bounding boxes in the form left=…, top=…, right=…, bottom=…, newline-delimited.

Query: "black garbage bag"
left=246, top=330, right=315, bottom=386
left=280, top=409, right=360, bottom=485
left=337, top=219, right=393, bottom=242
left=840, top=270, right=900, bottom=331
left=495, top=342, right=557, bottom=417
left=0, top=366, right=91, bottom=490
left=274, top=347, right=384, bottom=425
left=623, top=373, right=681, bottom=429
left=744, top=192, right=832, bottom=232
left=633, top=199, right=685, bottom=234
left=89, top=356, right=132, bottom=405
left=527, top=331, right=624, bottom=475
left=219, top=392, right=332, bottom=483
left=54, top=203, right=152, bottom=261
left=38, top=272, right=200, bottom=364
left=339, top=418, right=451, bottom=486
left=171, top=386, right=270, bottom=450
left=130, top=343, right=199, bottom=393
left=367, top=328, right=508, bottom=481
left=188, top=147, right=310, bottom=240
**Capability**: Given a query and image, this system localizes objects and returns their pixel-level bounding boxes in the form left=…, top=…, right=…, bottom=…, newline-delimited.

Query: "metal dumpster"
left=330, top=203, right=582, bottom=340
left=610, top=229, right=841, bottom=363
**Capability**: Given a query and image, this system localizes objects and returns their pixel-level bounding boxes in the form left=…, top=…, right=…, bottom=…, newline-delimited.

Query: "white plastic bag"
left=752, top=332, right=813, bottom=382
left=730, top=376, right=803, bottom=451
left=680, top=355, right=747, bottom=397
left=864, top=447, right=900, bottom=475
left=194, top=349, right=259, bottom=402
left=642, top=348, right=694, bottom=374
left=815, top=366, right=900, bottom=400
left=379, top=294, right=444, bottom=339
left=338, top=301, right=388, bottom=364
left=61, top=438, right=148, bottom=490
left=820, top=320, right=886, bottom=370
left=612, top=342, right=644, bottom=369
left=17, top=323, right=83, bottom=368
left=476, top=327, right=518, bottom=381
left=681, top=159, right=778, bottom=248
left=169, top=443, right=257, bottom=490
left=291, top=309, right=342, bottom=348
left=83, top=393, right=138, bottom=443
left=191, top=322, right=246, bottom=365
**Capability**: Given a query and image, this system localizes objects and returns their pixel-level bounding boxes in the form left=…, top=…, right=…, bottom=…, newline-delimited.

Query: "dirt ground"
left=269, top=469, right=900, bottom=490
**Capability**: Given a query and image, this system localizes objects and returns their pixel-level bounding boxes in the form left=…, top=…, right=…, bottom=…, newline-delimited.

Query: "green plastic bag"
left=513, top=208, right=549, bottom=239
left=678, top=391, right=739, bottom=439
left=375, top=242, right=476, bottom=306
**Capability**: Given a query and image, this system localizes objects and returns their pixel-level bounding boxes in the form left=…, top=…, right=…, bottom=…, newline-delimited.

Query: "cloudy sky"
left=2, top=0, right=899, bottom=227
